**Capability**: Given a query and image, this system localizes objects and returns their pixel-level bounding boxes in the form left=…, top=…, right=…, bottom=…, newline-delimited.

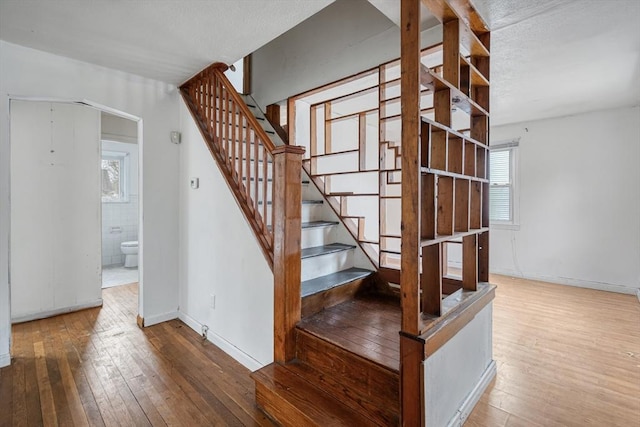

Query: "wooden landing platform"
left=298, top=294, right=401, bottom=372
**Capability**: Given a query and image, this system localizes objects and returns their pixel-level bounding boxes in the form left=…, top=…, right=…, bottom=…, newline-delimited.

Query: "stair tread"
left=253, top=363, right=377, bottom=426
left=302, top=199, right=323, bottom=204
left=301, top=267, right=372, bottom=298
left=301, top=243, right=355, bottom=260
left=301, top=220, right=339, bottom=229
left=298, top=295, right=402, bottom=372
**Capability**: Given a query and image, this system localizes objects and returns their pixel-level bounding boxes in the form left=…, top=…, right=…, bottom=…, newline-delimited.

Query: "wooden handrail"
left=180, top=62, right=305, bottom=362
left=208, top=63, right=277, bottom=152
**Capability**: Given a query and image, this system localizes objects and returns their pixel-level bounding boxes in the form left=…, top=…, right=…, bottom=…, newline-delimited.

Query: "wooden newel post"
left=272, top=145, right=306, bottom=363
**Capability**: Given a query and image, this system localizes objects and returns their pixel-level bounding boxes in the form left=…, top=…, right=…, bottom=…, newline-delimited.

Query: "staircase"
left=250, top=164, right=400, bottom=426
left=180, top=65, right=397, bottom=424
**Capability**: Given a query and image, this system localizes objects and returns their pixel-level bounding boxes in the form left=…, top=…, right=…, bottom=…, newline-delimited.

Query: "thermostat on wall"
left=190, top=177, right=199, bottom=189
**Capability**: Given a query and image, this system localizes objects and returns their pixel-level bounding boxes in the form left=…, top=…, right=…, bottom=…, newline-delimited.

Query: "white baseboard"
left=490, top=269, right=638, bottom=295
left=11, top=299, right=103, bottom=324
left=143, top=310, right=178, bottom=327
left=178, top=312, right=266, bottom=372
left=447, top=360, right=497, bottom=427
left=0, top=352, right=10, bottom=368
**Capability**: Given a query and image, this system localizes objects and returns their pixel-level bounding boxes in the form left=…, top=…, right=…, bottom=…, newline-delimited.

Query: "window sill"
left=102, top=199, right=130, bottom=204
left=490, top=222, right=520, bottom=231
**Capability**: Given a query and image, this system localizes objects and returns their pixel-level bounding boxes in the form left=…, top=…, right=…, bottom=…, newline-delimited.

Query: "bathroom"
left=101, top=112, right=139, bottom=288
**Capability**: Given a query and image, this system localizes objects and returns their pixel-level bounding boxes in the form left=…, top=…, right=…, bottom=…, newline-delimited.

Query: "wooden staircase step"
left=301, top=220, right=339, bottom=229
left=252, top=363, right=378, bottom=427
left=295, top=328, right=400, bottom=425
left=301, top=267, right=371, bottom=298
left=298, top=296, right=401, bottom=372
left=301, top=243, right=355, bottom=259
left=285, top=361, right=399, bottom=426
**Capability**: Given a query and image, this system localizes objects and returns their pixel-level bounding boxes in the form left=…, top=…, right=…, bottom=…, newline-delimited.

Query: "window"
left=490, top=141, right=518, bottom=225
left=101, top=151, right=128, bottom=202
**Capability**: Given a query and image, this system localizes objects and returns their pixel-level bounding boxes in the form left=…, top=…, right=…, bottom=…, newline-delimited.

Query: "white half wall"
left=0, top=40, right=180, bottom=366
left=424, top=302, right=494, bottom=427
left=178, top=99, right=275, bottom=370
left=490, top=106, right=640, bottom=294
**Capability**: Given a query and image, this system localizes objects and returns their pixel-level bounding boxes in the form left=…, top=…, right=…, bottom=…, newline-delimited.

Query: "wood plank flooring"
left=0, top=283, right=274, bottom=427
left=2, top=276, right=639, bottom=426
left=466, top=274, right=640, bottom=426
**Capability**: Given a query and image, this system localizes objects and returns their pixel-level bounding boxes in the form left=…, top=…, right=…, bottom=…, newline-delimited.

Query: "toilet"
left=121, top=241, right=138, bottom=268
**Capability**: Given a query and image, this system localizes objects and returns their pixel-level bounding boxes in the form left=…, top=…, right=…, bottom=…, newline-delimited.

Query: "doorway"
left=9, top=99, right=143, bottom=323
left=100, top=113, right=140, bottom=289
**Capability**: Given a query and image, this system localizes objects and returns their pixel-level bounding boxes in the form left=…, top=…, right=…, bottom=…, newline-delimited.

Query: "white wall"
left=490, top=106, right=640, bottom=294
left=178, top=99, right=274, bottom=370
left=0, top=40, right=180, bottom=367
left=10, top=101, right=102, bottom=322
left=251, top=0, right=442, bottom=106
left=424, top=303, right=495, bottom=426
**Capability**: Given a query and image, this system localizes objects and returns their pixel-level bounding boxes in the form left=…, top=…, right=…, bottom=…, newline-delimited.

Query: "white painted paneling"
left=10, top=101, right=101, bottom=320
left=424, top=303, right=494, bottom=426
left=490, top=106, right=640, bottom=294
left=0, top=41, right=180, bottom=367
left=178, top=99, right=274, bottom=368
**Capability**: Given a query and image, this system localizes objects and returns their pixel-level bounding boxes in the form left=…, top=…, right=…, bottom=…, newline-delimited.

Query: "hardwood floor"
left=0, top=284, right=274, bottom=427
left=467, top=274, right=640, bottom=426
left=2, top=276, right=639, bottom=426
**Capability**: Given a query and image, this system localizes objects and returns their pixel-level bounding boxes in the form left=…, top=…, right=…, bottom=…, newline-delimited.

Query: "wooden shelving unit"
left=402, top=0, right=491, bottom=319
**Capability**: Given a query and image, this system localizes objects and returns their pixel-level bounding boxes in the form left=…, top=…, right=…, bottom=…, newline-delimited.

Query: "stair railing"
left=180, top=63, right=305, bottom=362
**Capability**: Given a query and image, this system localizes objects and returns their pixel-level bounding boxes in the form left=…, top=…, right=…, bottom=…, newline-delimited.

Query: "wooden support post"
left=478, top=231, right=489, bottom=282
left=400, top=0, right=422, bottom=337
left=400, top=334, right=425, bottom=426
left=443, top=19, right=461, bottom=88
left=400, top=1, right=423, bottom=425
left=422, top=243, right=443, bottom=316
left=272, top=145, right=305, bottom=363
left=242, top=54, right=252, bottom=95
left=265, top=104, right=280, bottom=125
left=462, top=234, right=477, bottom=291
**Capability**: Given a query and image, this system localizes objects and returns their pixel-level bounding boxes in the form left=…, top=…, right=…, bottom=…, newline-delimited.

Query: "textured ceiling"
left=0, top=0, right=638, bottom=125
left=0, top=0, right=334, bottom=85
left=472, top=0, right=640, bottom=125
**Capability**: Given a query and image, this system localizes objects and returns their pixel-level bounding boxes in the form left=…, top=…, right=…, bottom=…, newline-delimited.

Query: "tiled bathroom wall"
left=102, top=195, right=138, bottom=266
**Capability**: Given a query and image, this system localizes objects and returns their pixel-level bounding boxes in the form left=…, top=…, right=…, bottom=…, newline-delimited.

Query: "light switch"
left=190, top=177, right=199, bottom=189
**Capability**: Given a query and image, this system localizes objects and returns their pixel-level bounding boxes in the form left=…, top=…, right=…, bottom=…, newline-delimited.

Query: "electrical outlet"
left=210, top=294, right=216, bottom=309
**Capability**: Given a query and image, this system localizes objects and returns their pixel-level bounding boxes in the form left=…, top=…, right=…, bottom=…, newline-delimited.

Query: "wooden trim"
left=136, top=315, right=144, bottom=329
left=266, top=104, right=289, bottom=144
left=242, top=54, right=252, bottom=95
left=400, top=334, right=425, bottom=426
left=272, top=145, right=305, bottom=363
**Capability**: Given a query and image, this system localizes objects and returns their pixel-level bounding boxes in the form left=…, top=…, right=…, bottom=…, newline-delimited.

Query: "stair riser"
left=302, top=250, right=354, bottom=282
left=301, top=275, right=370, bottom=318
left=296, top=330, right=400, bottom=426
left=301, top=203, right=324, bottom=223
left=301, top=226, right=336, bottom=249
